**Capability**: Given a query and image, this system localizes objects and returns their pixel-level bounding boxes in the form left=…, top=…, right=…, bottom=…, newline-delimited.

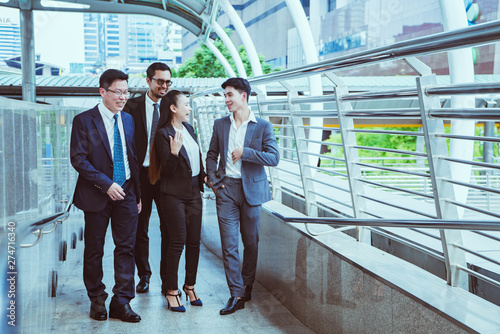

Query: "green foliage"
left=174, top=30, right=280, bottom=78
left=322, top=125, right=499, bottom=169
left=324, top=127, right=420, bottom=164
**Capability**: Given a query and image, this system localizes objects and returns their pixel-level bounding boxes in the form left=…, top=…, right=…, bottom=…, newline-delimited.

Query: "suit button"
left=110, top=164, right=113, bottom=168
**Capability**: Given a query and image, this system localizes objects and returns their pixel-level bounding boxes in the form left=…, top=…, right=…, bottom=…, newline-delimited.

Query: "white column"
left=212, top=22, right=247, bottom=78
left=217, top=0, right=263, bottom=77
left=284, top=0, right=324, bottom=173
left=205, top=39, right=236, bottom=77
left=439, top=0, right=475, bottom=211
left=437, top=0, right=473, bottom=289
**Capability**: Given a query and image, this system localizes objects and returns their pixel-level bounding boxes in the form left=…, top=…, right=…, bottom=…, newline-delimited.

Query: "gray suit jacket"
left=206, top=115, right=279, bottom=206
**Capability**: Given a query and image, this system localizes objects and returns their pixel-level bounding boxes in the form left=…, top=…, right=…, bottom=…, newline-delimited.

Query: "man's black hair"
left=221, top=77, right=251, bottom=102
left=99, top=69, right=128, bottom=89
left=146, top=62, right=172, bottom=78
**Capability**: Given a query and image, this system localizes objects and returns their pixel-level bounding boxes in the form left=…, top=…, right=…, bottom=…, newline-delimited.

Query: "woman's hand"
left=169, top=131, right=183, bottom=156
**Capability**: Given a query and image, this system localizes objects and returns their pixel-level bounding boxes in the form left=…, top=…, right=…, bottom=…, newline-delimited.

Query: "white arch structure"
left=2, top=0, right=325, bottom=103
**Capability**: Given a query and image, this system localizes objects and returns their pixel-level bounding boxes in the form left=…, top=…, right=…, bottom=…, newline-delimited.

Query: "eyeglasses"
left=105, top=88, right=130, bottom=97
left=151, top=78, right=173, bottom=87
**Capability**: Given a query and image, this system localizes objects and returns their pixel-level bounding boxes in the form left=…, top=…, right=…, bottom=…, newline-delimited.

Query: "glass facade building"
left=183, top=0, right=500, bottom=75
left=82, top=13, right=183, bottom=74
left=0, top=15, right=21, bottom=62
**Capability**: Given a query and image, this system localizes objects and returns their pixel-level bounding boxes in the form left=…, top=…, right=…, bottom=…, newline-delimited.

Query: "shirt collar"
left=98, top=103, right=119, bottom=122
left=229, top=109, right=257, bottom=125
left=145, top=92, right=159, bottom=107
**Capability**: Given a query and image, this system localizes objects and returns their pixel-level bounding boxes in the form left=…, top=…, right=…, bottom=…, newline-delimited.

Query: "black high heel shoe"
left=182, top=284, right=203, bottom=306
left=165, top=291, right=186, bottom=312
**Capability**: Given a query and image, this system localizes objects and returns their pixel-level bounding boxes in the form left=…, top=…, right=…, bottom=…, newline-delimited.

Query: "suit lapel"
left=167, top=124, right=190, bottom=167
left=222, top=116, right=231, bottom=164
left=244, top=121, right=256, bottom=148
left=122, top=113, right=135, bottom=155
left=91, top=107, right=112, bottom=161
left=140, top=95, right=148, bottom=135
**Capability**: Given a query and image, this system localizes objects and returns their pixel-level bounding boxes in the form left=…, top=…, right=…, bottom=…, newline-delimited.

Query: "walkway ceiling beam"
left=1, top=0, right=217, bottom=37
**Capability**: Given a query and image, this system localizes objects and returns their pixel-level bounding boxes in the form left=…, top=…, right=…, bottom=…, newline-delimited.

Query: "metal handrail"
left=272, top=214, right=500, bottom=231
left=368, top=227, right=445, bottom=261
left=435, top=134, right=500, bottom=142
left=429, top=108, right=500, bottom=119
left=354, top=162, right=431, bottom=178
left=426, top=82, right=500, bottom=95
left=344, top=110, right=421, bottom=118
left=350, top=129, right=425, bottom=136
left=358, top=194, right=437, bottom=219
left=190, top=16, right=500, bottom=304
left=356, top=178, right=434, bottom=199
left=20, top=193, right=74, bottom=248
left=192, top=20, right=500, bottom=98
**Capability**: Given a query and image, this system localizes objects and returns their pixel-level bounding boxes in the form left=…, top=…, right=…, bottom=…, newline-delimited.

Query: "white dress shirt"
left=225, top=110, right=257, bottom=179
left=143, top=93, right=160, bottom=167
left=174, top=125, right=200, bottom=177
left=98, top=103, right=131, bottom=180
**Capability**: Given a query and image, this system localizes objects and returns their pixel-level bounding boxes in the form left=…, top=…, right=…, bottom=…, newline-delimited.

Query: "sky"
left=2, top=7, right=84, bottom=70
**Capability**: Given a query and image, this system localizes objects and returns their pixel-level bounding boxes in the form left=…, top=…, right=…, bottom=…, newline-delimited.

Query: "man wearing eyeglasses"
left=71, top=69, right=142, bottom=322
left=123, top=62, right=173, bottom=295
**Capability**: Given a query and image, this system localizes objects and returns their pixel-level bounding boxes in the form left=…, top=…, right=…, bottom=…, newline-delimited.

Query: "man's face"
left=99, top=79, right=129, bottom=114
left=146, top=70, right=172, bottom=100
left=224, top=86, right=247, bottom=113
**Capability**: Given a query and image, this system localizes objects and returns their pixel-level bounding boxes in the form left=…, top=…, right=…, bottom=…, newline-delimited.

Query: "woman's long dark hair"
left=149, top=90, right=184, bottom=184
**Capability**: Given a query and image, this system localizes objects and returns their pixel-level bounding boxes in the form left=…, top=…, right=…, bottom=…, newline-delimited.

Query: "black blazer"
left=70, top=106, right=141, bottom=212
left=123, top=94, right=150, bottom=170
left=155, top=122, right=205, bottom=196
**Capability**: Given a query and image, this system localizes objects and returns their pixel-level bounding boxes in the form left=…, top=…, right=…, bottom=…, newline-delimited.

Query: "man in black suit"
left=70, top=69, right=142, bottom=322
left=123, top=62, right=172, bottom=293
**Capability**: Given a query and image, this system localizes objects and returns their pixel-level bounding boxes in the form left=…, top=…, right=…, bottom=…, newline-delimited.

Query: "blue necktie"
left=113, top=114, right=126, bottom=186
left=150, top=103, right=159, bottom=146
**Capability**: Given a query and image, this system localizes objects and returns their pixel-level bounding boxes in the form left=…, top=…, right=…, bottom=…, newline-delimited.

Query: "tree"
left=174, top=33, right=278, bottom=78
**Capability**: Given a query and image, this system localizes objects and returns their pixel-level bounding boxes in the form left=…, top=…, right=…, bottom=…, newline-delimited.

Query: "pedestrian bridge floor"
left=50, top=212, right=313, bottom=333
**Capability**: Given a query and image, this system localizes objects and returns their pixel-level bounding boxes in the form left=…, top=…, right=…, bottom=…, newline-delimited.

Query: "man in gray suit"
left=206, top=77, right=279, bottom=315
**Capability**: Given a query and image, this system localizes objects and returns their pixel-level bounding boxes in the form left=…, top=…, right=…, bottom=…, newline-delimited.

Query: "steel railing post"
left=417, top=74, right=468, bottom=288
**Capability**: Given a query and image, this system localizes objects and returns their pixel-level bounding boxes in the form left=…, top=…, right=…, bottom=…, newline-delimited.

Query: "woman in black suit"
left=149, top=90, right=206, bottom=312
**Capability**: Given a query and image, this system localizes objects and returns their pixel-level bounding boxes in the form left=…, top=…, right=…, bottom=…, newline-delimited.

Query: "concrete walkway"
left=51, top=211, right=314, bottom=334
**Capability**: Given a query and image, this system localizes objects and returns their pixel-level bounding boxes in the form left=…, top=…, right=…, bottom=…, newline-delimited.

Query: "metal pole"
left=417, top=74, right=468, bottom=289
left=20, top=7, right=36, bottom=103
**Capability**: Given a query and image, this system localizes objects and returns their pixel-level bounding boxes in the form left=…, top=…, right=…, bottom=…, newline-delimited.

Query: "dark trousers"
left=158, top=177, right=202, bottom=293
left=135, top=167, right=164, bottom=278
left=216, top=177, right=261, bottom=298
left=83, top=181, right=138, bottom=308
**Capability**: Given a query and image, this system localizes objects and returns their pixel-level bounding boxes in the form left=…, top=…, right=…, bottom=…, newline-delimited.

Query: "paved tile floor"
left=51, top=211, right=314, bottom=334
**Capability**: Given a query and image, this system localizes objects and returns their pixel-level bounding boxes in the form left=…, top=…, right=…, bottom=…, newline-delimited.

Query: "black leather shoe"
left=89, top=300, right=107, bottom=321
left=220, top=297, right=245, bottom=315
left=109, top=303, right=141, bottom=323
left=243, top=284, right=253, bottom=301
left=136, top=275, right=150, bottom=293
